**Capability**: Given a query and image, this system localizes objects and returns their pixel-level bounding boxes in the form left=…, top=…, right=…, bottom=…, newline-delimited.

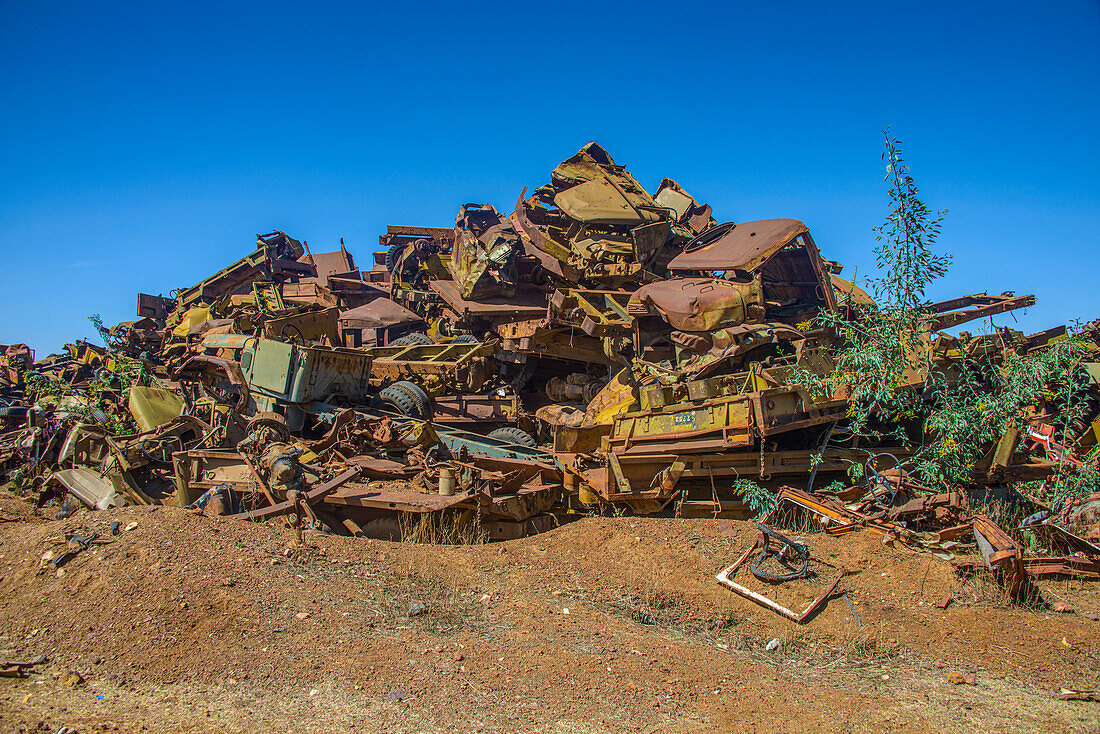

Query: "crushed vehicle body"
left=2, top=137, right=1097, bottom=602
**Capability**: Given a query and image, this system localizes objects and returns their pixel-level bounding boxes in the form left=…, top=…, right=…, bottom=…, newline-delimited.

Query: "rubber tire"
left=0, top=406, right=28, bottom=419
left=487, top=427, right=537, bottom=448
left=384, top=242, right=406, bottom=273
left=390, top=332, right=433, bottom=347
left=389, top=380, right=431, bottom=418
left=371, top=386, right=420, bottom=417
left=450, top=334, right=478, bottom=344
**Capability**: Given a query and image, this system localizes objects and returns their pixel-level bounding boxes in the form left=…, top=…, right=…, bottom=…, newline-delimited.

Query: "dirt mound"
left=1, top=494, right=1098, bottom=733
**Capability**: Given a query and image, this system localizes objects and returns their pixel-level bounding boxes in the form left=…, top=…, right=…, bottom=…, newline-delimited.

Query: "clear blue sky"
left=1, top=1, right=1097, bottom=356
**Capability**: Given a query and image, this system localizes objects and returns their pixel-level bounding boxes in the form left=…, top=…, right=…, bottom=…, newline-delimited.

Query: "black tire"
left=450, top=334, right=478, bottom=344
left=389, top=380, right=431, bottom=418
left=384, top=243, right=406, bottom=273
left=487, top=427, right=537, bottom=448
left=390, top=332, right=433, bottom=347
left=0, top=406, right=28, bottom=419
left=371, top=386, right=420, bottom=417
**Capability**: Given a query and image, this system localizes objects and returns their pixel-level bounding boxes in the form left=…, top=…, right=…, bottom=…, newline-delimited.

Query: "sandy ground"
left=0, top=490, right=1097, bottom=733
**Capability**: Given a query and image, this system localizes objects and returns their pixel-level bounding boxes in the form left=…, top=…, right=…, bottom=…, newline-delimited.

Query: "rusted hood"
left=668, top=219, right=808, bottom=272
left=339, top=299, right=425, bottom=329
left=629, top=277, right=761, bottom=332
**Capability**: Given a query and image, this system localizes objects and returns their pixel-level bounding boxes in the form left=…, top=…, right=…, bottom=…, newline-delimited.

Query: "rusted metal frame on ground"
left=230, top=465, right=362, bottom=521
left=972, top=514, right=1027, bottom=597
left=1020, top=556, right=1100, bottom=579
left=775, top=486, right=913, bottom=539
left=715, top=535, right=845, bottom=623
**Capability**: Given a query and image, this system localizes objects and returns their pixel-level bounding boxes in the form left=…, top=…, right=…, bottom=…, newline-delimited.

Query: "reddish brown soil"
left=0, top=489, right=1097, bottom=733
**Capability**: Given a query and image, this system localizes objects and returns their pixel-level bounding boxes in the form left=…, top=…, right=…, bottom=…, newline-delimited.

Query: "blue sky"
left=1, top=1, right=1097, bottom=355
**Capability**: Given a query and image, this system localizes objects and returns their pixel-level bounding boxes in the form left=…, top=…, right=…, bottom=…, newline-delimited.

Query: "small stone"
left=296, top=612, right=310, bottom=620
left=408, top=602, right=428, bottom=616
left=63, top=671, right=84, bottom=687
left=385, top=689, right=409, bottom=701
left=1052, top=601, right=1075, bottom=614
left=453, top=652, right=465, bottom=662
left=220, top=578, right=236, bottom=587
left=765, top=638, right=780, bottom=652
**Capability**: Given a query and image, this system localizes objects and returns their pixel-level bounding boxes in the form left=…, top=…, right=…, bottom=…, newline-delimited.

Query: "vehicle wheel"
left=487, top=427, right=537, bottom=448
left=384, top=243, right=406, bottom=273
left=450, top=334, right=478, bottom=344
left=389, top=380, right=431, bottom=418
left=371, top=386, right=420, bottom=417
left=582, top=379, right=607, bottom=403
left=390, top=332, right=433, bottom=347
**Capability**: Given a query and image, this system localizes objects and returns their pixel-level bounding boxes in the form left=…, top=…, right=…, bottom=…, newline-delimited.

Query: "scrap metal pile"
left=2, top=142, right=1099, bottom=597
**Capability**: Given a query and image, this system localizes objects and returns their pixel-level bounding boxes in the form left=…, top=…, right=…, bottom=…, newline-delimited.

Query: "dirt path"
left=1, top=494, right=1097, bottom=733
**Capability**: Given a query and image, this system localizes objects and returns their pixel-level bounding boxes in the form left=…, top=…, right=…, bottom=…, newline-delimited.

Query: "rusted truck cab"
left=627, top=218, right=838, bottom=364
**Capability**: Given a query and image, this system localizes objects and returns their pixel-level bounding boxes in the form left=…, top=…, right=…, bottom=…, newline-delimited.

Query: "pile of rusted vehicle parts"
left=2, top=142, right=1100, bottom=596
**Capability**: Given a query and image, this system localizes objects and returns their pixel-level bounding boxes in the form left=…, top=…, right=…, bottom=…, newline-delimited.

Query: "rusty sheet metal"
left=430, top=394, right=520, bottom=424
left=339, top=299, right=424, bottom=329
left=628, top=278, right=762, bottom=332
left=1019, top=556, right=1100, bottom=579
left=302, top=247, right=356, bottom=278
left=429, top=279, right=548, bottom=318
left=972, top=514, right=1026, bottom=596
left=609, top=395, right=754, bottom=448
left=262, top=306, right=341, bottom=344
left=451, top=203, right=522, bottom=300
left=200, top=333, right=252, bottom=351
left=280, top=281, right=341, bottom=308
left=668, top=219, right=807, bottom=272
